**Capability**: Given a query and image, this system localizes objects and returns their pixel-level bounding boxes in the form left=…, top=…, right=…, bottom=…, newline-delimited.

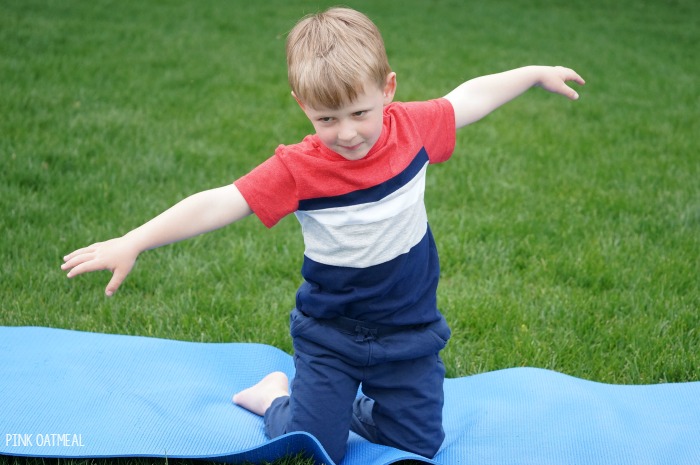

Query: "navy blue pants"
left=264, top=308, right=451, bottom=464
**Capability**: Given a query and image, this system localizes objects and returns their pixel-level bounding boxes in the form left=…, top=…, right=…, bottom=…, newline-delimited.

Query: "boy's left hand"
left=537, top=66, right=586, bottom=100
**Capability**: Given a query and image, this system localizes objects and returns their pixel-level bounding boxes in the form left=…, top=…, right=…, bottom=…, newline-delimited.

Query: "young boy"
left=62, top=7, right=584, bottom=464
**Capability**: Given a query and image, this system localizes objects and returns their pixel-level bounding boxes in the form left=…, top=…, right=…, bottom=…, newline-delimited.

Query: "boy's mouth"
left=336, top=142, right=369, bottom=160
left=340, top=142, right=363, bottom=152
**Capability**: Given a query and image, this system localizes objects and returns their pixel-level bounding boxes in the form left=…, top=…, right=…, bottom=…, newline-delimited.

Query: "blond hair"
left=286, top=7, right=391, bottom=109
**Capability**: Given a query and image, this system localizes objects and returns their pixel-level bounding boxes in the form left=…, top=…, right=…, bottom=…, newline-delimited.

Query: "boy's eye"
left=353, top=110, right=367, bottom=117
left=318, top=117, right=334, bottom=123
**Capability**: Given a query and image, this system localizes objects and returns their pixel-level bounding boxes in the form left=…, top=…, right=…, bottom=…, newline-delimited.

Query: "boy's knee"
left=413, top=432, right=445, bottom=458
left=266, top=394, right=350, bottom=464
left=263, top=396, right=290, bottom=439
left=382, top=427, right=444, bottom=459
left=325, top=442, right=348, bottom=465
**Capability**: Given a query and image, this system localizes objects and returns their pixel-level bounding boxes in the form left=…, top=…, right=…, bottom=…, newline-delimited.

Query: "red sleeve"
left=234, top=149, right=299, bottom=228
left=401, top=98, right=456, bottom=164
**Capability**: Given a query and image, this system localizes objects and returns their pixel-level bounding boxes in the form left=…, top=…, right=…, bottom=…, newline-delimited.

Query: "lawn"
left=1, top=0, right=698, bottom=464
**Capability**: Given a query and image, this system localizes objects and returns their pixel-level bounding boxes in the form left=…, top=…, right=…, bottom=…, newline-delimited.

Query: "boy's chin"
left=333, top=144, right=371, bottom=160
left=337, top=151, right=369, bottom=161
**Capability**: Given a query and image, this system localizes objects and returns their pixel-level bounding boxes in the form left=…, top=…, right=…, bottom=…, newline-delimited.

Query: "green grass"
left=1, top=0, right=698, bottom=464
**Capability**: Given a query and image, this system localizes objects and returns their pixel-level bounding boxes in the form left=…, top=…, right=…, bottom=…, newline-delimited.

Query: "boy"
left=62, top=7, right=584, bottom=464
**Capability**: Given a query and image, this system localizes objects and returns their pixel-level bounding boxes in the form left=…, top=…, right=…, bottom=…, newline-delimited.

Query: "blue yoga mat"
left=1, top=326, right=699, bottom=465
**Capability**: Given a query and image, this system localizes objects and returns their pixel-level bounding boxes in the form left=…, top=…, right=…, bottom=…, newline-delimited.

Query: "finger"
left=547, top=81, right=579, bottom=100
left=61, top=252, right=97, bottom=273
left=556, top=78, right=581, bottom=100
left=566, top=73, right=585, bottom=87
left=105, top=269, right=129, bottom=297
left=65, top=258, right=108, bottom=278
left=565, top=84, right=580, bottom=100
left=554, top=66, right=585, bottom=87
left=63, top=245, right=98, bottom=262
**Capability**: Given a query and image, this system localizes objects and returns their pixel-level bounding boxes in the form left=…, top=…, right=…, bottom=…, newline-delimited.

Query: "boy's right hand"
left=61, top=237, right=140, bottom=297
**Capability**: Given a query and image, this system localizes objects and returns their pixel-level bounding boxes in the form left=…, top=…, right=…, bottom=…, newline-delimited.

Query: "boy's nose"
left=337, top=121, right=357, bottom=141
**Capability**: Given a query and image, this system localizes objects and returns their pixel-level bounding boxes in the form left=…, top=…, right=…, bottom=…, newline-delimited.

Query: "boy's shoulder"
left=274, top=134, right=327, bottom=160
left=395, top=98, right=455, bottom=119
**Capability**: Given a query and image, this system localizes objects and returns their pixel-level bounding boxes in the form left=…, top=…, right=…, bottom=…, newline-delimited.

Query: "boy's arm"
left=444, top=65, right=585, bottom=129
left=61, top=184, right=253, bottom=296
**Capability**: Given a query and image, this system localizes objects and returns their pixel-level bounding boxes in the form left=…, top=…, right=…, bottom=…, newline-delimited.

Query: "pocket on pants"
left=370, top=315, right=451, bottom=364
left=289, top=308, right=315, bottom=338
left=289, top=308, right=369, bottom=365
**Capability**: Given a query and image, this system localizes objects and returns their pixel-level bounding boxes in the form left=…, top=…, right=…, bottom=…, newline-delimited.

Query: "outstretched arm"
left=61, top=184, right=253, bottom=296
left=444, top=65, right=585, bottom=129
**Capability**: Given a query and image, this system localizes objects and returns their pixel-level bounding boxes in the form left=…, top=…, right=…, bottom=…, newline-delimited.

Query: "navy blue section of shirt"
left=295, top=227, right=441, bottom=326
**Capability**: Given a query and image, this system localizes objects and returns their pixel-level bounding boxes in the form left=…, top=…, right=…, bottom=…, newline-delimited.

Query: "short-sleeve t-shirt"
left=235, top=98, right=455, bottom=325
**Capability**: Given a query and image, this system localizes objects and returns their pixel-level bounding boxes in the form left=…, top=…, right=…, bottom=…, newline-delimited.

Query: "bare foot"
left=232, top=371, right=289, bottom=416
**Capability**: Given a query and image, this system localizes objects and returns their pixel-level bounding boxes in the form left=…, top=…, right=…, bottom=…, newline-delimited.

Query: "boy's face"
left=296, top=74, right=396, bottom=161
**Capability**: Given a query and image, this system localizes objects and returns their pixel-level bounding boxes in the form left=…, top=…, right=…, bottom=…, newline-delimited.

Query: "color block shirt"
left=235, top=99, right=456, bottom=325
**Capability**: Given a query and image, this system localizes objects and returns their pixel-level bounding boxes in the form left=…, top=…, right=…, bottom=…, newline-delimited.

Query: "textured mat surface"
left=1, top=326, right=699, bottom=465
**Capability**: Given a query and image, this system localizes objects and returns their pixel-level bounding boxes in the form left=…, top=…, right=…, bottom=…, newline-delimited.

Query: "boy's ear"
left=382, top=72, right=397, bottom=105
left=291, top=91, right=305, bottom=110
